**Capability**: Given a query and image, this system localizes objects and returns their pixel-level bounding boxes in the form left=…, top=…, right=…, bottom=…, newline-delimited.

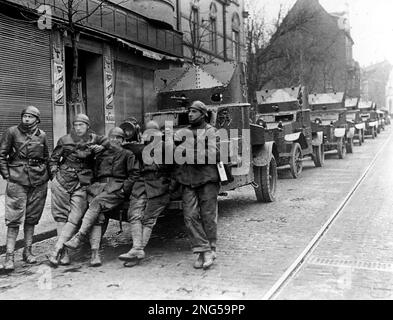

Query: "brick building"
left=361, top=60, right=392, bottom=110
left=257, top=0, right=360, bottom=98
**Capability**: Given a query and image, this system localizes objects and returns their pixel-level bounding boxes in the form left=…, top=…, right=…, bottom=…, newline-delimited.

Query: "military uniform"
left=118, top=133, right=171, bottom=263
left=63, top=144, right=139, bottom=266
left=47, top=122, right=110, bottom=266
left=50, top=132, right=109, bottom=224
left=0, top=125, right=49, bottom=227
left=176, top=101, right=220, bottom=270
left=176, top=122, right=220, bottom=253
left=0, top=106, right=49, bottom=271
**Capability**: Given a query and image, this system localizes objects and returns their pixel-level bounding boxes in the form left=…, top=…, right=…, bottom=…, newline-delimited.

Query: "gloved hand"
left=90, top=144, right=105, bottom=153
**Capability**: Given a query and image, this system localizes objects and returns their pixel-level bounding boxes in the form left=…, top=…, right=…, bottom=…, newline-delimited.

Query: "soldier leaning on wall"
left=63, top=127, right=139, bottom=267
left=0, top=106, right=50, bottom=272
left=47, top=114, right=110, bottom=267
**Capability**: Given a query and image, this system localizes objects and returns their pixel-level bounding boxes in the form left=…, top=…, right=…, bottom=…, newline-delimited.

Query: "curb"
left=0, top=229, right=57, bottom=255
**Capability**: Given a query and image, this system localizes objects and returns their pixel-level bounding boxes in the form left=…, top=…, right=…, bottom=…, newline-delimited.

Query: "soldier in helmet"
left=175, top=101, right=220, bottom=270
left=0, top=106, right=50, bottom=271
left=118, top=120, right=172, bottom=266
left=63, top=127, right=139, bottom=266
left=47, top=114, right=110, bottom=267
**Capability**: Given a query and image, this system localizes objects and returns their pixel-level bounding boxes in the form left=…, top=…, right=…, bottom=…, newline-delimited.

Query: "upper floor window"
left=209, top=3, right=218, bottom=54
left=232, top=13, right=240, bottom=61
left=191, top=6, right=200, bottom=43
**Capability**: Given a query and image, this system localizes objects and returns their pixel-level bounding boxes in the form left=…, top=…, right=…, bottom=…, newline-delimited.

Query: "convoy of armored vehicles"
left=103, top=62, right=390, bottom=224
left=254, top=86, right=324, bottom=179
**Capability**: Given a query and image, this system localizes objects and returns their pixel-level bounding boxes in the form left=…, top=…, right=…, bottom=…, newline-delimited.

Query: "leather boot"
left=47, top=223, right=77, bottom=267
left=4, top=227, right=18, bottom=271
left=193, top=253, right=204, bottom=269
left=118, top=222, right=145, bottom=262
left=90, top=249, right=102, bottom=267
left=59, top=248, right=71, bottom=266
left=63, top=231, right=88, bottom=250
left=4, top=253, right=15, bottom=271
left=89, top=226, right=102, bottom=267
left=202, top=250, right=214, bottom=270
left=23, top=225, right=37, bottom=264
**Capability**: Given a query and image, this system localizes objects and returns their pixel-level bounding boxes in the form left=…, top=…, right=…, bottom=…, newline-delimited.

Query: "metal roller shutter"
left=0, top=13, right=53, bottom=149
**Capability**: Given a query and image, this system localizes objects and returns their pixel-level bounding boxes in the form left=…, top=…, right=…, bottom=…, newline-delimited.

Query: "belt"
left=61, top=163, right=88, bottom=171
left=98, top=177, right=123, bottom=183
left=15, top=159, right=44, bottom=166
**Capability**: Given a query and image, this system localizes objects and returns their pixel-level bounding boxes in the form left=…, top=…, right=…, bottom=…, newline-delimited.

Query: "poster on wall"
left=105, top=71, right=114, bottom=106
left=54, top=62, right=65, bottom=105
left=105, top=71, right=115, bottom=124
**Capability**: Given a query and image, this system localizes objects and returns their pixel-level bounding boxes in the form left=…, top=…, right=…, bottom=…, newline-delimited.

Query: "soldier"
left=63, top=127, right=139, bottom=266
left=175, top=101, right=220, bottom=270
left=47, top=114, right=109, bottom=267
left=118, top=121, right=171, bottom=266
left=0, top=106, right=50, bottom=271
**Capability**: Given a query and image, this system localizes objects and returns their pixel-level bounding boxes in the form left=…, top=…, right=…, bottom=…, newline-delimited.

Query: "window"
left=209, top=3, right=218, bottom=54
left=231, top=13, right=240, bottom=61
left=191, top=6, right=199, bottom=43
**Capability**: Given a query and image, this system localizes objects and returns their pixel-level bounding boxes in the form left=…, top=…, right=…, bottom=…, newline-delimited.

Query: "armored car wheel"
left=377, top=126, right=381, bottom=134
left=361, top=130, right=365, bottom=143
left=337, top=138, right=346, bottom=159
left=358, top=133, right=362, bottom=146
left=313, top=144, right=324, bottom=168
left=253, top=156, right=277, bottom=203
left=371, top=127, right=376, bottom=139
left=346, top=138, right=354, bottom=154
left=289, top=143, right=303, bottom=179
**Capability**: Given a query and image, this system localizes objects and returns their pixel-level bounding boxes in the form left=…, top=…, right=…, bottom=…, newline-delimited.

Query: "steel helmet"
left=73, top=113, right=90, bottom=126
left=189, top=101, right=208, bottom=118
left=108, top=127, right=125, bottom=139
left=21, top=106, right=41, bottom=122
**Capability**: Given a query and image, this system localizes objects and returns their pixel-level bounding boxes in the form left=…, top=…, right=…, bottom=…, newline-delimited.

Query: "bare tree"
left=47, top=0, right=128, bottom=106
left=245, top=0, right=288, bottom=103
left=183, top=7, right=227, bottom=65
left=19, top=0, right=127, bottom=109
left=247, top=0, right=346, bottom=100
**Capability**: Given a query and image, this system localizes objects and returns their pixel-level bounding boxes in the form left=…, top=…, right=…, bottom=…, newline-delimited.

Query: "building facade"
left=385, top=69, right=393, bottom=114
left=361, top=60, right=392, bottom=110
left=0, top=0, right=184, bottom=147
left=176, top=0, right=247, bottom=65
left=257, top=0, right=360, bottom=98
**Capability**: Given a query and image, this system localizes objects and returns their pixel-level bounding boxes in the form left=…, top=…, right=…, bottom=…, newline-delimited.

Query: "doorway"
left=65, top=47, right=104, bottom=134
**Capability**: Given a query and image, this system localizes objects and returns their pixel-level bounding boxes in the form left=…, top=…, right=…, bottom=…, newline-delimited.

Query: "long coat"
left=0, top=124, right=49, bottom=186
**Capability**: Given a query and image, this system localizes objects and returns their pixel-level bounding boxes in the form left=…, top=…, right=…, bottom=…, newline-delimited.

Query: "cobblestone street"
left=0, top=129, right=390, bottom=300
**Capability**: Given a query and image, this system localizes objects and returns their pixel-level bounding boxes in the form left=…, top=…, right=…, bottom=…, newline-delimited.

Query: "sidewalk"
left=0, top=182, right=56, bottom=253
